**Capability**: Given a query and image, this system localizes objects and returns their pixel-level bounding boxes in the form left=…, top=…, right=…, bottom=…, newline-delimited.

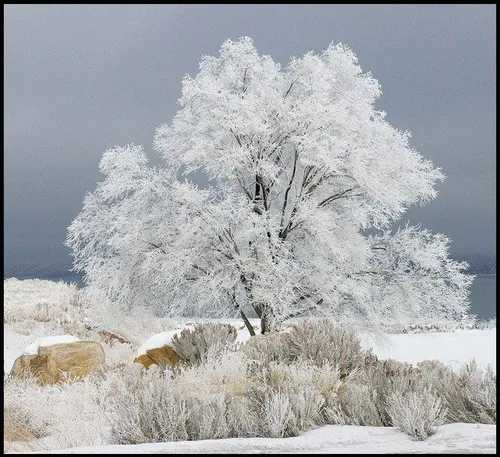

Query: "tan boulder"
left=9, top=341, right=105, bottom=385
left=10, top=354, right=43, bottom=379
left=134, top=345, right=183, bottom=369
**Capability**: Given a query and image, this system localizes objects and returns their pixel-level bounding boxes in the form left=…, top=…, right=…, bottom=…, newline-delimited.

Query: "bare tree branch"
left=279, top=147, right=299, bottom=238
left=284, top=79, right=297, bottom=98
left=146, top=241, right=166, bottom=255
left=318, top=186, right=360, bottom=208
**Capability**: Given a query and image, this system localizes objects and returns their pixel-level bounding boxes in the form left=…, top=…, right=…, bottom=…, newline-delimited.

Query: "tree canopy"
left=67, top=37, right=472, bottom=335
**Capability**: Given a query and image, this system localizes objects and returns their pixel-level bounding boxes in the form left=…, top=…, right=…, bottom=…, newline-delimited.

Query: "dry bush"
left=102, top=341, right=137, bottom=372
left=4, top=279, right=88, bottom=335
left=418, top=358, right=496, bottom=425
left=4, top=372, right=112, bottom=451
left=44, top=376, right=110, bottom=449
left=4, top=376, right=49, bottom=447
left=251, top=359, right=338, bottom=401
left=288, top=319, right=366, bottom=377
left=288, top=386, right=326, bottom=433
left=260, top=391, right=296, bottom=438
left=108, top=365, right=189, bottom=444
left=240, top=331, right=293, bottom=365
left=173, top=351, right=250, bottom=399
left=329, top=375, right=383, bottom=426
left=241, top=319, right=366, bottom=378
left=224, top=395, right=261, bottom=437
left=247, top=360, right=339, bottom=435
left=185, top=393, right=231, bottom=440
left=108, top=354, right=332, bottom=443
left=328, top=357, right=448, bottom=436
left=4, top=403, right=47, bottom=446
left=259, top=361, right=330, bottom=433
left=386, top=387, right=447, bottom=440
left=169, top=322, right=237, bottom=365
left=108, top=354, right=253, bottom=443
left=178, top=354, right=260, bottom=439
left=361, top=358, right=417, bottom=426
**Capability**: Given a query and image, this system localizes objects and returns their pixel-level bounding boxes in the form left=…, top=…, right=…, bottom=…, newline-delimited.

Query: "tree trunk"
left=241, top=310, right=256, bottom=336
left=260, top=313, right=270, bottom=334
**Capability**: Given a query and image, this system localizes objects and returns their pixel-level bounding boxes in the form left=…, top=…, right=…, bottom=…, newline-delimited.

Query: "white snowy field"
left=362, top=328, right=496, bottom=373
left=3, top=278, right=497, bottom=454
left=25, top=423, right=497, bottom=454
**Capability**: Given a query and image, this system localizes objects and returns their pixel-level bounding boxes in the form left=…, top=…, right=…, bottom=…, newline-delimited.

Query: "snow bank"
left=24, top=335, right=81, bottom=355
left=28, top=423, right=496, bottom=454
left=365, top=329, right=496, bottom=372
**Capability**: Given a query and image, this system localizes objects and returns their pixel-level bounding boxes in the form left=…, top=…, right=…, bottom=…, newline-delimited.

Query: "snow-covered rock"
left=24, top=334, right=80, bottom=355
left=11, top=340, right=105, bottom=385
left=136, top=326, right=195, bottom=357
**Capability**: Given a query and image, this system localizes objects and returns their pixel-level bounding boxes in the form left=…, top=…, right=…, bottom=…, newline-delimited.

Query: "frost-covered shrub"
left=225, top=395, right=261, bottom=437
left=109, top=354, right=333, bottom=443
left=4, top=373, right=109, bottom=450
left=329, top=376, right=383, bottom=426
left=288, top=386, right=326, bottom=433
left=178, top=354, right=260, bottom=439
left=174, top=351, right=250, bottom=398
left=322, top=357, right=418, bottom=428
left=386, top=387, right=446, bottom=440
left=328, top=357, right=448, bottom=435
left=44, top=376, right=110, bottom=449
left=253, top=359, right=338, bottom=397
left=102, top=341, right=137, bottom=371
left=4, top=404, right=45, bottom=442
left=288, top=319, right=366, bottom=377
left=362, top=358, right=417, bottom=426
left=169, top=322, right=237, bottom=365
left=476, top=317, right=496, bottom=330
left=382, top=314, right=482, bottom=334
left=109, top=353, right=254, bottom=444
left=248, top=360, right=337, bottom=434
left=4, top=377, right=48, bottom=446
left=4, top=279, right=88, bottom=332
left=452, top=360, right=496, bottom=424
left=263, top=362, right=328, bottom=432
left=185, top=393, right=230, bottom=440
left=108, top=366, right=190, bottom=444
left=243, top=319, right=366, bottom=377
left=240, top=331, right=293, bottom=365
left=260, top=391, right=296, bottom=438
left=418, top=359, right=496, bottom=424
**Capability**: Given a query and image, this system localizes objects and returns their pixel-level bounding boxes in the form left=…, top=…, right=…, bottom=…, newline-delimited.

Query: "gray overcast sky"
left=4, top=4, right=496, bottom=271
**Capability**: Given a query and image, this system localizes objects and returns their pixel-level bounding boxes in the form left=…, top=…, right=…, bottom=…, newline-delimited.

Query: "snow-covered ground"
left=3, top=279, right=497, bottom=454
left=362, top=328, right=496, bottom=373
left=25, top=423, right=497, bottom=454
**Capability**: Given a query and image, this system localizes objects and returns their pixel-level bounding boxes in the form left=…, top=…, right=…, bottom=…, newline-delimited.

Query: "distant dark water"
left=4, top=272, right=496, bottom=320
left=469, top=274, right=496, bottom=320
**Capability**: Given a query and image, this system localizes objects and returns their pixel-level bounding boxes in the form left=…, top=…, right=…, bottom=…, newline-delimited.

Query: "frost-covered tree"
left=67, top=37, right=473, bottom=335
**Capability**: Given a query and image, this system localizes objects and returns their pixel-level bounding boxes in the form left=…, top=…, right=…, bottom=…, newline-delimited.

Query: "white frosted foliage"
left=67, top=37, right=472, bottom=333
